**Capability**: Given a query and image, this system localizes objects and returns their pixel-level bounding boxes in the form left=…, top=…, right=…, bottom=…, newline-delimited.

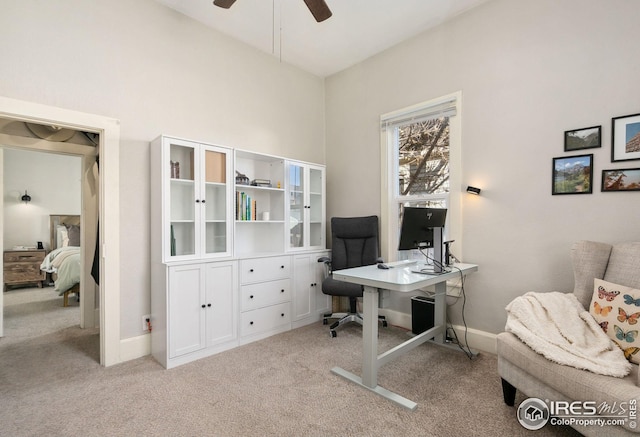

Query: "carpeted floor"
left=0, top=287, right=582, bottom=437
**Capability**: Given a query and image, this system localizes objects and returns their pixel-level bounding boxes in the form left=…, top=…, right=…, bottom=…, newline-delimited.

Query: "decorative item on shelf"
left=21, top=190, right=31, bottom=204
left=251, top=179, right=272, bottom=187
left=170, top=161, right=180, bottom=179
left=235, top=170, right=249, bottom=185
left=466, top=186, right=481, bottom=195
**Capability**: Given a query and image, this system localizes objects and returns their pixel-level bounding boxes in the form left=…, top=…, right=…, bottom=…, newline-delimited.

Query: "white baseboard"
left=117, top=310, right=497, bottom=365
left=379, top=308, right=497, bottom=355
left=120, top=333, right=151, bottom=362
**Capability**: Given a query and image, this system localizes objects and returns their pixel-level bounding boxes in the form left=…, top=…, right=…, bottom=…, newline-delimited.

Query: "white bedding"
left=40, top=246, right=81, bottom=294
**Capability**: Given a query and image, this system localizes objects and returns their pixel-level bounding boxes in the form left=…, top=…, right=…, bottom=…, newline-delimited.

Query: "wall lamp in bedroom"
left=21, top=190, right=32, bottom=204
left=466, top=186, right=481, bottom=195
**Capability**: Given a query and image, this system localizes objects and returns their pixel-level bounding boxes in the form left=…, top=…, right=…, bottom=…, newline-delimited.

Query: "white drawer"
left=240, top=256, right=291, bottom=284
left=240, top=279, right=290, bottom=312
left=240, top=302, right=291, bottom=337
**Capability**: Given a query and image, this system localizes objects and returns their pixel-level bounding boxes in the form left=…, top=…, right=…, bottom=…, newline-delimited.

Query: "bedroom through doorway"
left=1, top=126, right=98, bottom=360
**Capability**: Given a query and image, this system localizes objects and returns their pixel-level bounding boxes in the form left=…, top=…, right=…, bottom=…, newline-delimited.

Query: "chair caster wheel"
left=382, top=321, right=388, bottom=327
left=330, top=330, right=337, bottom=338
left=323, top=319, right=328, bottom=325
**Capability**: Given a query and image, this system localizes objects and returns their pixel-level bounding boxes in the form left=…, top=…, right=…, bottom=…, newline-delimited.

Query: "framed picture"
left=612, top=112, right=640, bottom=162
left=564, top=125, right=601, bottom=151
left=602, top=168, right=640, bottom=192
left=552, top=154, right=593, bottom=195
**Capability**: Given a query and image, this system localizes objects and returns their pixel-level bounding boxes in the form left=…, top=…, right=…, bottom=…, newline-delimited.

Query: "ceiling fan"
left=213, top=0, right=332, bottom=23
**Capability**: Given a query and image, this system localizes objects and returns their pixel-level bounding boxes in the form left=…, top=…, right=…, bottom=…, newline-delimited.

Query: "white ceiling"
left=154, top=0, right=489, bottom=77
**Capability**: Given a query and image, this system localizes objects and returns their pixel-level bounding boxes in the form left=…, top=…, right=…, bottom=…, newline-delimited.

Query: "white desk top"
left=332, top=262, right=478, bottom=292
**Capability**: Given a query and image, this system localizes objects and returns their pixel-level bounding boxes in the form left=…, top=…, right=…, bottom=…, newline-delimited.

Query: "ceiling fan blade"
left=303, top=0, right=332, bottom=22
left=213, top=0, right=237, bottom=9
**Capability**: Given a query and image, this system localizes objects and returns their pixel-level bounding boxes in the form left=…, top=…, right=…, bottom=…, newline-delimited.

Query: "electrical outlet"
left=142, top=314, right=151, bottom=331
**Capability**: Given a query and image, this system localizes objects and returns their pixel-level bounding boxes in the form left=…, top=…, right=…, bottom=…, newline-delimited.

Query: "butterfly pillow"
left=590, top=278, right=640, bottom=364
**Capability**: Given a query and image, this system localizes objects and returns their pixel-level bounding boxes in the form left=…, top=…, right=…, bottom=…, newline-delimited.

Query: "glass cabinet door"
left=287, top=162, right=325, bottom=250
left=203, top=147, right=229, bottom=255
left=166, top=139, right=231, bottom=261
left=309, top=167, right=323, bottom=247
left=168, top=142, right=197, bottom=258
left=288, top=164, right=305, bottom=249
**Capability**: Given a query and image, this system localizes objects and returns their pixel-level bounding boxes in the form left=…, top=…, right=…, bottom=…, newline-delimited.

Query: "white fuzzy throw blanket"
left=505, top=291, right=631, bottom=377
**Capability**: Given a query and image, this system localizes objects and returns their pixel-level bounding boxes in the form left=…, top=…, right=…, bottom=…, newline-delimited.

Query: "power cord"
left=418, top=260, right=474, bottom=360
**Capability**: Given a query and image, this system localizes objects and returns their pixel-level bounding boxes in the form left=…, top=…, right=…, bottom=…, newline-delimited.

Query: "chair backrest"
left=571, top=240, right=640, bottom=309
left=330, top=216, right=380, bottom=271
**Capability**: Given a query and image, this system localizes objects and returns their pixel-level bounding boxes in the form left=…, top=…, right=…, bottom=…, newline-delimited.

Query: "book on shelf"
left=251, top=179, right=272, bottom=187
left=236, top=191, right=258, bottom=221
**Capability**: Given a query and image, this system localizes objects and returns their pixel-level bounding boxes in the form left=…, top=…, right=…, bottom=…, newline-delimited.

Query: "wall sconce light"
left=21, top=190, right=32, bottom=203
left=466, top=186, right=481, bottom=195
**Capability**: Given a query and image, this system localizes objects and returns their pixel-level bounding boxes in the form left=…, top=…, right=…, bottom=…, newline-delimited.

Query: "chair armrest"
left=376, top=257, right=384, bottom=264
left=318, top=256, right=330, bottom=263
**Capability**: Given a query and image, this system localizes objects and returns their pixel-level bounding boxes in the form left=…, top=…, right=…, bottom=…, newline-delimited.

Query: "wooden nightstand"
left=3, top=249, right=47, bottom=291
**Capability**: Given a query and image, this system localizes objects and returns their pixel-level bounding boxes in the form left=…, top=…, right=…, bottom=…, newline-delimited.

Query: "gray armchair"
left=497, top=240, right=640, bottom=436
left=319, top=216, right=387, bottom=337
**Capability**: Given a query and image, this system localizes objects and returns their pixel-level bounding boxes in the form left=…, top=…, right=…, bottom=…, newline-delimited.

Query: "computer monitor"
left=398, top=207, right=447, bottom=273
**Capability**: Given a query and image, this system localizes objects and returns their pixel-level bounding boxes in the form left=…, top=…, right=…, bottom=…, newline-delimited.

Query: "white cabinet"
left=239, top=255, right=292, bottom=343
left=152, top=261, right=238, bottom=369
left=151, top=135, right=327, bottom=369
left=151, top=136, right=233, bottom=262
left=292, top=251, right=330, bottom=328
left=286, top=162, right=325, bottom=251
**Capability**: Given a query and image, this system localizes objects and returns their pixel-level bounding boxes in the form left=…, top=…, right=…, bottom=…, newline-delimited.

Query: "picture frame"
left=564, top=125, right=601, bottom=151
left=612, top=112, right=640, bottom=162
left=552, top=154, right=593, bottom=195
left=602, top=168, right=640, bottom=192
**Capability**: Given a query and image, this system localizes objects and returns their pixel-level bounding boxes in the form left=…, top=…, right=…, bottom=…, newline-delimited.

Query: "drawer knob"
left=250, top=321, right=254, bottom=325
left=201, top=304, right=206, bottom=308
left=281, top=313, right=285, bottom=317
left=207, top=303, right=211, bottom=307
left=250, top=295, right=254, bottom=299
left=280, top=265, right=284, bottom=269
left=281, top=289, right=284, bottom=293
left=249, top=269, right=254, bottom=273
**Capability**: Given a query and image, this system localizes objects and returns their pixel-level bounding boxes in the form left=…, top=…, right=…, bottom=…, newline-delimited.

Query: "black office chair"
left=319, top=216, right=387, bottom=337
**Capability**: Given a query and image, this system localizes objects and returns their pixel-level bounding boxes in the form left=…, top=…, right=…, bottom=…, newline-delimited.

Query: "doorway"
left=0, top=96, right=120, bottom=366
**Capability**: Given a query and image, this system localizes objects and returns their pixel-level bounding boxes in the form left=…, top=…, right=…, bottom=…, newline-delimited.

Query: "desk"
left=331, top=262, right=478, bottom=410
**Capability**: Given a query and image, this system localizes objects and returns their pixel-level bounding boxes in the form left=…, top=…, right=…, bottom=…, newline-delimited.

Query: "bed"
left=40, top=215, right=81, bottom=306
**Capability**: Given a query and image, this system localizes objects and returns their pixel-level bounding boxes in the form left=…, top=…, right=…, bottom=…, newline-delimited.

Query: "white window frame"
left=380, top=91, right=462, bottom=262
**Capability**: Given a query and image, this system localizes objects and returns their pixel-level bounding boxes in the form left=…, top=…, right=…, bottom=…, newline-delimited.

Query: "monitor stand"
left=410, top=227, right=444, bottom=275
left=433, top=227, right=443, bottom=273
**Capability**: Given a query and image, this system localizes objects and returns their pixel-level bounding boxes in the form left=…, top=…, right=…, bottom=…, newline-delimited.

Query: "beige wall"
left=0, top=0, right=325, bottom=339
left=325, top=0, right=640, bottom=334
left=3, top=149, right=81, bottom=250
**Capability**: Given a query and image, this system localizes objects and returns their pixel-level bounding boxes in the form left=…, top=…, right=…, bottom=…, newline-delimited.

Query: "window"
left=380, top=92, right=461, bottom=261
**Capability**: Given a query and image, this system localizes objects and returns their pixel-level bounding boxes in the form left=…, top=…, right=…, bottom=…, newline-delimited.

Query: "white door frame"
left=0, top=96, right=120, bottom=366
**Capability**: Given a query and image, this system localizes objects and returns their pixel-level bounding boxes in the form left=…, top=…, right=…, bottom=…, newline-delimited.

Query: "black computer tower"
left=411, top=295, right=435, bottom=335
